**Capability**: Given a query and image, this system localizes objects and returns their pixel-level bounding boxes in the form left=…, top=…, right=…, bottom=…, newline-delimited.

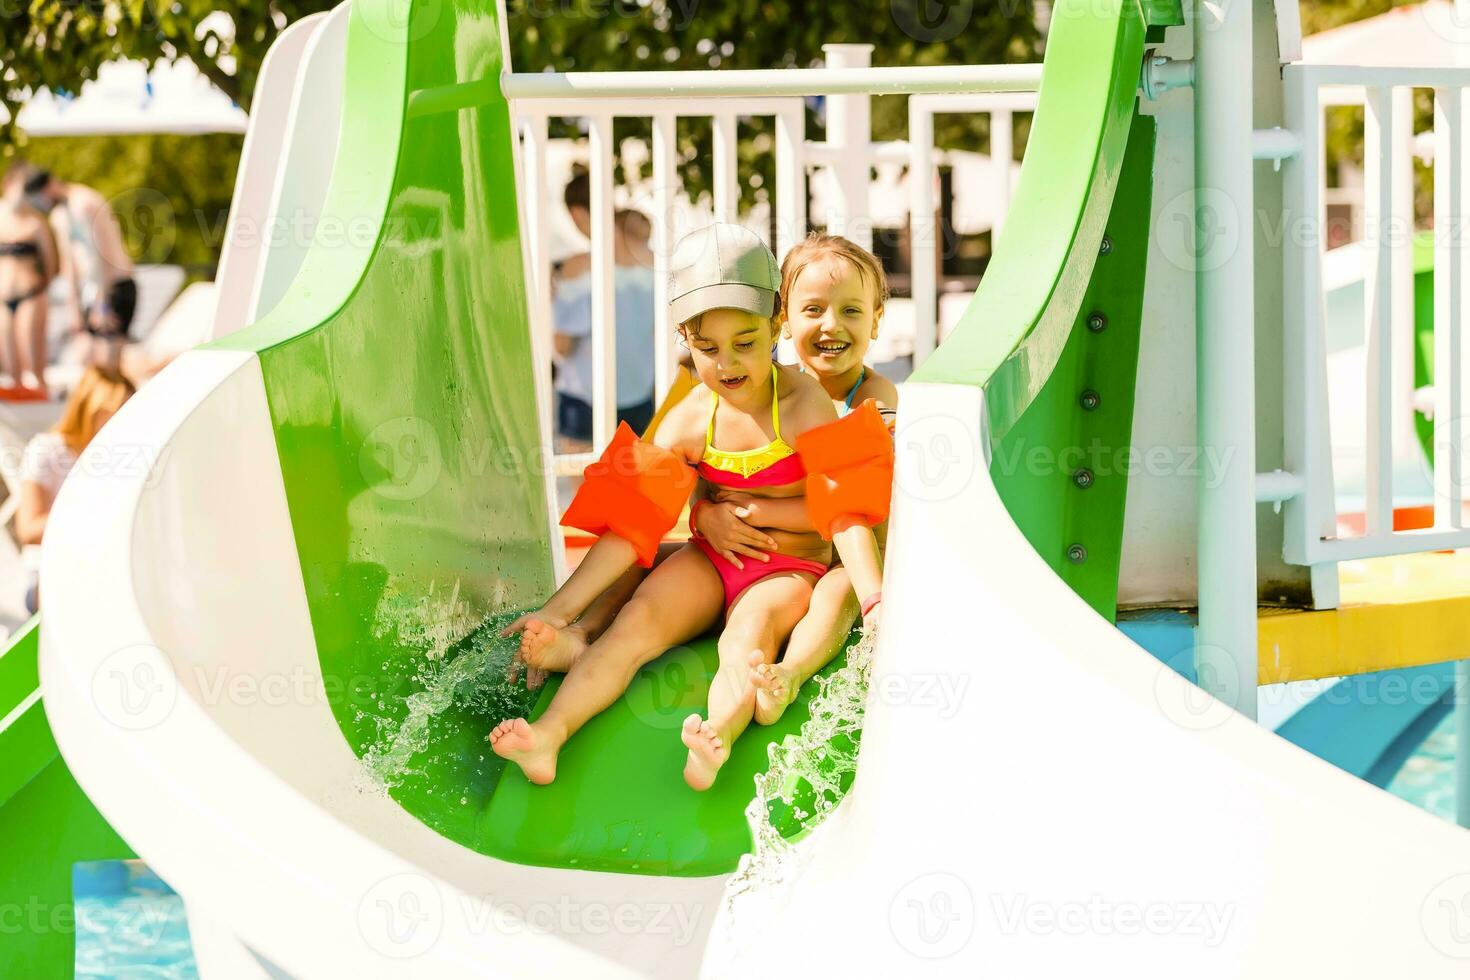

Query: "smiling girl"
left=492, top=224, right=888, bottom=790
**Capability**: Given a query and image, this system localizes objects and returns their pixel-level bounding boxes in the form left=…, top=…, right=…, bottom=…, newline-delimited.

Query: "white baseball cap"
left=668, top=223, right=780, bottom=325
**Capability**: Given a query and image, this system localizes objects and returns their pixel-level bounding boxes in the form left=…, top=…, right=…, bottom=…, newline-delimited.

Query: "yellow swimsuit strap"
left=703, top=377, right=798, bottom=478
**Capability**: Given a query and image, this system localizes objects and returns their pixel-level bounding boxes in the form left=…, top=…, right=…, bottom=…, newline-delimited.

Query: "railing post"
left=1194, top=0, right=1258, bottom=719
left=820, top=43, right=874, bottom=251
left=908, top=100, right=937, bottom=364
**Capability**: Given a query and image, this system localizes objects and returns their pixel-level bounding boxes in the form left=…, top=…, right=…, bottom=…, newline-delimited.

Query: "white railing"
left=1282, top=64, right=1470, bottom=575
left=505, top=51, right=1040, bottom=476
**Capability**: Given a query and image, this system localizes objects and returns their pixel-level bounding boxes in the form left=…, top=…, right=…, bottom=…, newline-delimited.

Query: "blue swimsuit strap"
left=842, top=367, right=867, bottom=412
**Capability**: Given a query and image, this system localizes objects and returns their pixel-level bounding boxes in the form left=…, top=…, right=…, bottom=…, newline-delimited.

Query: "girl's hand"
left=697, top=500, right=778, bottom=569
left=710, top=489, right=762, bottom=523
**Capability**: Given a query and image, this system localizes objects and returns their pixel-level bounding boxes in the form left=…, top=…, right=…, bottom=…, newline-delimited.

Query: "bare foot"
left=681, top=714, right=727, bottom=791
left=751, top=653, right=799, bottom=726
left=488, top=718, right=558, bottom=785
left=520, top=619, right=589, bottom=673
left=500, top=607, right=568, bottom=639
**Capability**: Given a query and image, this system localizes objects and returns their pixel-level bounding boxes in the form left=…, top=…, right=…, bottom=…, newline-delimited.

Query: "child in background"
left=492, top=223, right=889, bottom=790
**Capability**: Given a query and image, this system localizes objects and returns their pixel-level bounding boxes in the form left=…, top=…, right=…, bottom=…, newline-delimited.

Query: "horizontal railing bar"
left=909, top=91, right=1040, bottom=113
left=503, top=64, right=1044, bottom=100
left=1291, top=64, right=1470, bottom=87
left=512, top=96, right=802, bottom=119
left=1311, top=528, right=1470, bottom=563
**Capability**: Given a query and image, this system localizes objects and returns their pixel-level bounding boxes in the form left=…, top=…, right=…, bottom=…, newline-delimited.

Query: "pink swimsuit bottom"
left=692, top=536, right=828, bottom=611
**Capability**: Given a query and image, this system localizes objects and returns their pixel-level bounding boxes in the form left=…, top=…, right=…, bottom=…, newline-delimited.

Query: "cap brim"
left=669, top=283, right=774, bottom=326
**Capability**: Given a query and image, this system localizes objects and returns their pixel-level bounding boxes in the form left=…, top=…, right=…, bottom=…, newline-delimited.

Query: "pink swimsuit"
left=694, top=384, right=828, bottom=609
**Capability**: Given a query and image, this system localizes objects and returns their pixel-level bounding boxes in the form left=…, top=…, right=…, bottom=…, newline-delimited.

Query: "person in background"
left=0, top=163, right=59, bottom=395
left=24, top=170, right=137, bottom=352
left=16, top=366, right=135, bottom=612
left=552, top=172, right=657, bottom=452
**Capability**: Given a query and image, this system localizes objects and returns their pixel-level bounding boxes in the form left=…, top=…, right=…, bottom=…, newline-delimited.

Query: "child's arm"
left=526, top=394, right=700, bottom=628
left=789, top=392, right=894, bottom=621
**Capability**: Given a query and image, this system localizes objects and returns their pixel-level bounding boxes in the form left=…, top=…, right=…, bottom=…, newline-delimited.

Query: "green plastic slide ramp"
left=482, top=638, right=849, bottom=876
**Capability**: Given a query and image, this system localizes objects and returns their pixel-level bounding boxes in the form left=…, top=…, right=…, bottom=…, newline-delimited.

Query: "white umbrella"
left=3, top=57, right=246, bottom=137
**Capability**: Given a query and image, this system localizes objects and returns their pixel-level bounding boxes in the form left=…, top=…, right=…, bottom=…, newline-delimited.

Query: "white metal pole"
left=820, top=43, right=874, bottom=251
left=1193, top=0, right=1258, bottom=719
left=589, top=113, right=618, bottom=448
left=909, top=103, right=937, bottom=363
left=652, top=112, right=679, bottom=407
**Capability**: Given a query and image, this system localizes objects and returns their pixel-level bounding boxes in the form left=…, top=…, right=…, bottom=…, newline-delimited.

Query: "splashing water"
left=726, top=622, right=878, bottom=903
left=358, top=597, right=538, bottom=791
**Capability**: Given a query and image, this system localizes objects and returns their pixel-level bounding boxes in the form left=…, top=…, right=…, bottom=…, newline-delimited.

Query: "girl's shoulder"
left=855, top=369, right=899, bottom=408
left=651, top=381, right=713, bottom=456
left=776, top=366, right=840, bottom=434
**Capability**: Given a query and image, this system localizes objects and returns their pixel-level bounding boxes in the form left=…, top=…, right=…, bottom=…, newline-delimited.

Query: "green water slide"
left=17, top=3, right=1176, bottom=955
left=0, top=620, right=133, bottom=976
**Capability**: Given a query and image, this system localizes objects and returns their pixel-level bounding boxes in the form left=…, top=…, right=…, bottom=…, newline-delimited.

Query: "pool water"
left=73, top=860, right=197, bottom=978
left=1387, top=709, right=1458, bottom=821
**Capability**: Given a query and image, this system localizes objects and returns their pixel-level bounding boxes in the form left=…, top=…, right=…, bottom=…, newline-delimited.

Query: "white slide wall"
left=39, top=365, right=1470, bottom=977
left=210, top=13, right=327, bottom=340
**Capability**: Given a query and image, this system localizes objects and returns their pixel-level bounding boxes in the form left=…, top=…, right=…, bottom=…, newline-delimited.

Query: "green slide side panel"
left=912, top=0, right=1152, bottom=618
left=910, top=0, right=1147, bottom=436
left=1406, top=234, right=1436, bottom=462
left=0, top=621, right=133, bottom=978
left=481, top=634, right=851, bottom=877
left=212, top=0, right=556, bottom=849
left=990, top=116, right=1156, bottom=620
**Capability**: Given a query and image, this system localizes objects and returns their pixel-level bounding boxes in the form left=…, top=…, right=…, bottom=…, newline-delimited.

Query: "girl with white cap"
left=492, top=222, right=889, bottom=790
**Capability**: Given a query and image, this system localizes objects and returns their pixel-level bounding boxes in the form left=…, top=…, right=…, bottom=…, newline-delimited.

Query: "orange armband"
left=559, top=422, right=696, bottom=567
left=795, top=400, right=895, bottom=540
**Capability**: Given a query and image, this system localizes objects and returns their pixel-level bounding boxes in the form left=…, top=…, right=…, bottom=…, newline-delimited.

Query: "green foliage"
left=1, top=1, right=339, bottom=147
left=3, top=0, right=1041, bottom=271
left=507, top=0, right=1043, bottom=205
left=23, top=133, right=243, bottom=281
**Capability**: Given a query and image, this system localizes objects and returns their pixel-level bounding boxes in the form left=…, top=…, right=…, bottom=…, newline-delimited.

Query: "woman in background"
left=17, top=366, right=136, bottom=611
left=0, top=164, right=59, bottom=395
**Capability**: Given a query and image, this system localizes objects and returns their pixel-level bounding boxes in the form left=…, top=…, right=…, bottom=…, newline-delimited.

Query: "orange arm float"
left=559, top=421, right=697, bottom=567
left=795, top=399, right=895, bottom=540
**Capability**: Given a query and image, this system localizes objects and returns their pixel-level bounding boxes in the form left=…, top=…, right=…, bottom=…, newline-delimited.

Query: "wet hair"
left=778, top=233, right=889, bottom=317
left=564, top=171, right=590, bottom=214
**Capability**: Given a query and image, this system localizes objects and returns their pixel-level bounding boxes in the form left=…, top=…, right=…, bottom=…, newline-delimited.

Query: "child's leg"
left=682, top=571, right=816, bottom=791
left=500, top=533, right=641, bottom=637
left=508, top=542, right=676, bottom=684
left=490, top=544, right=722, bottom=784
left=752, top=566, right=859, bottom=725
